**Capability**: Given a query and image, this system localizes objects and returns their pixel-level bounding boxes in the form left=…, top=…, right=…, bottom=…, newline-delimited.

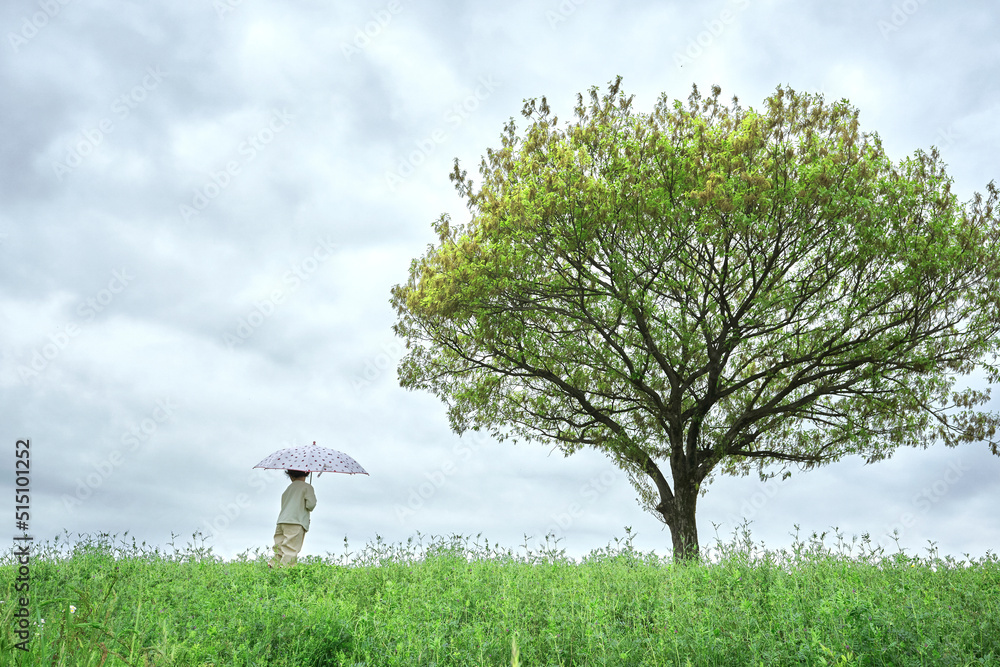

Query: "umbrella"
left=253, top=441, right=369, bottom=477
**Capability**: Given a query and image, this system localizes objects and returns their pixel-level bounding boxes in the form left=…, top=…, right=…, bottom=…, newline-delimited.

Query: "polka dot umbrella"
left=253, top=441, right=369, bottom=478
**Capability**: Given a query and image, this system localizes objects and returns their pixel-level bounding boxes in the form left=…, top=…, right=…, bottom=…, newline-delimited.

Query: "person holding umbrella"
left=269, top=469, right=317, bottom=568
left=253, top=441, right=369, bottom=568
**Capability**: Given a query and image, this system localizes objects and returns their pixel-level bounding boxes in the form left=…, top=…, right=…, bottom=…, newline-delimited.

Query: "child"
left=269, top=469, right=317, bottom=568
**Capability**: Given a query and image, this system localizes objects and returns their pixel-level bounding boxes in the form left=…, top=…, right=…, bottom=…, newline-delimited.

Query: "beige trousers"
left=271, top=523, right=306, bottom=567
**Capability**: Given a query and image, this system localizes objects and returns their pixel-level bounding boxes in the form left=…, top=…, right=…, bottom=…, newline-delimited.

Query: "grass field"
left=1, top=525, right=998, bottom=666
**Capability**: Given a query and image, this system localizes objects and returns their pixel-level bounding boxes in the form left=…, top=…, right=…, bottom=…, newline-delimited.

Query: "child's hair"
left=285, top=469, right=308, bottom=480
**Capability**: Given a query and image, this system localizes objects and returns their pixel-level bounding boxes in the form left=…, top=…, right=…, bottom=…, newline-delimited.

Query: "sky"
left=2, top=0, right=998, bottom=564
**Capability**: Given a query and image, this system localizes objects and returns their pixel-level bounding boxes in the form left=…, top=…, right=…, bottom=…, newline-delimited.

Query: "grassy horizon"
left=2, top=526, right=998, bottom=666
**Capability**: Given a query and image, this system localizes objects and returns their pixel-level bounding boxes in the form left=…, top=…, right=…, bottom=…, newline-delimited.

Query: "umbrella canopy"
left=253, top=442, right=369, bottom=475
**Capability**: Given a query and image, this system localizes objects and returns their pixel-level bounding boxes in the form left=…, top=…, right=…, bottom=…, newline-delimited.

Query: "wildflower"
left=70, top=605, right=76, bottom=614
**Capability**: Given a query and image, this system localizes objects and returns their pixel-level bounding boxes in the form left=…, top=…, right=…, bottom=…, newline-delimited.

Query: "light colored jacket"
left=276, top=479, right=317, bottom=530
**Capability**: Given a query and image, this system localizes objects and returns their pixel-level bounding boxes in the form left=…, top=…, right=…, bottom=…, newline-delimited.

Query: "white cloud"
left=1, top=0, right=998, bottom=562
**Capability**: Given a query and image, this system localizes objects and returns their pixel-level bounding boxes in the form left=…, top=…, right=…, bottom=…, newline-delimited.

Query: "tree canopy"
left=391, top=78, right=1000, bottom=561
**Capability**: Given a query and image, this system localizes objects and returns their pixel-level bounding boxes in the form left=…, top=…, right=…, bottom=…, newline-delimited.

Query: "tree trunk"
left=661, top=474, right=700, bottom=563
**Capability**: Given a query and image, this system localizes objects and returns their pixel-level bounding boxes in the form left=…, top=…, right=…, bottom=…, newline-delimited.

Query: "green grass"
left=2, top=525, right=998, bottom=666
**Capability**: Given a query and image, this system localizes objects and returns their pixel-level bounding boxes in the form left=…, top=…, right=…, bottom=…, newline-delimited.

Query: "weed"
left=1, top=527, right=997, bottom=665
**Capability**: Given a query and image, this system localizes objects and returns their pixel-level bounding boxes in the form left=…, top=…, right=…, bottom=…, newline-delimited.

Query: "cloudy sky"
left=2, top=0, right=998, bottom=564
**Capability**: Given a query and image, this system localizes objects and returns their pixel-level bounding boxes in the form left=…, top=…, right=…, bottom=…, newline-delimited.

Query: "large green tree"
left=391, top=78, right=1000, bottom=561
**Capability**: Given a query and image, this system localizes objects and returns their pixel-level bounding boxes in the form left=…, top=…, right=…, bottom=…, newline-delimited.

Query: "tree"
left=391, top=77, right=1000, bottom=562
